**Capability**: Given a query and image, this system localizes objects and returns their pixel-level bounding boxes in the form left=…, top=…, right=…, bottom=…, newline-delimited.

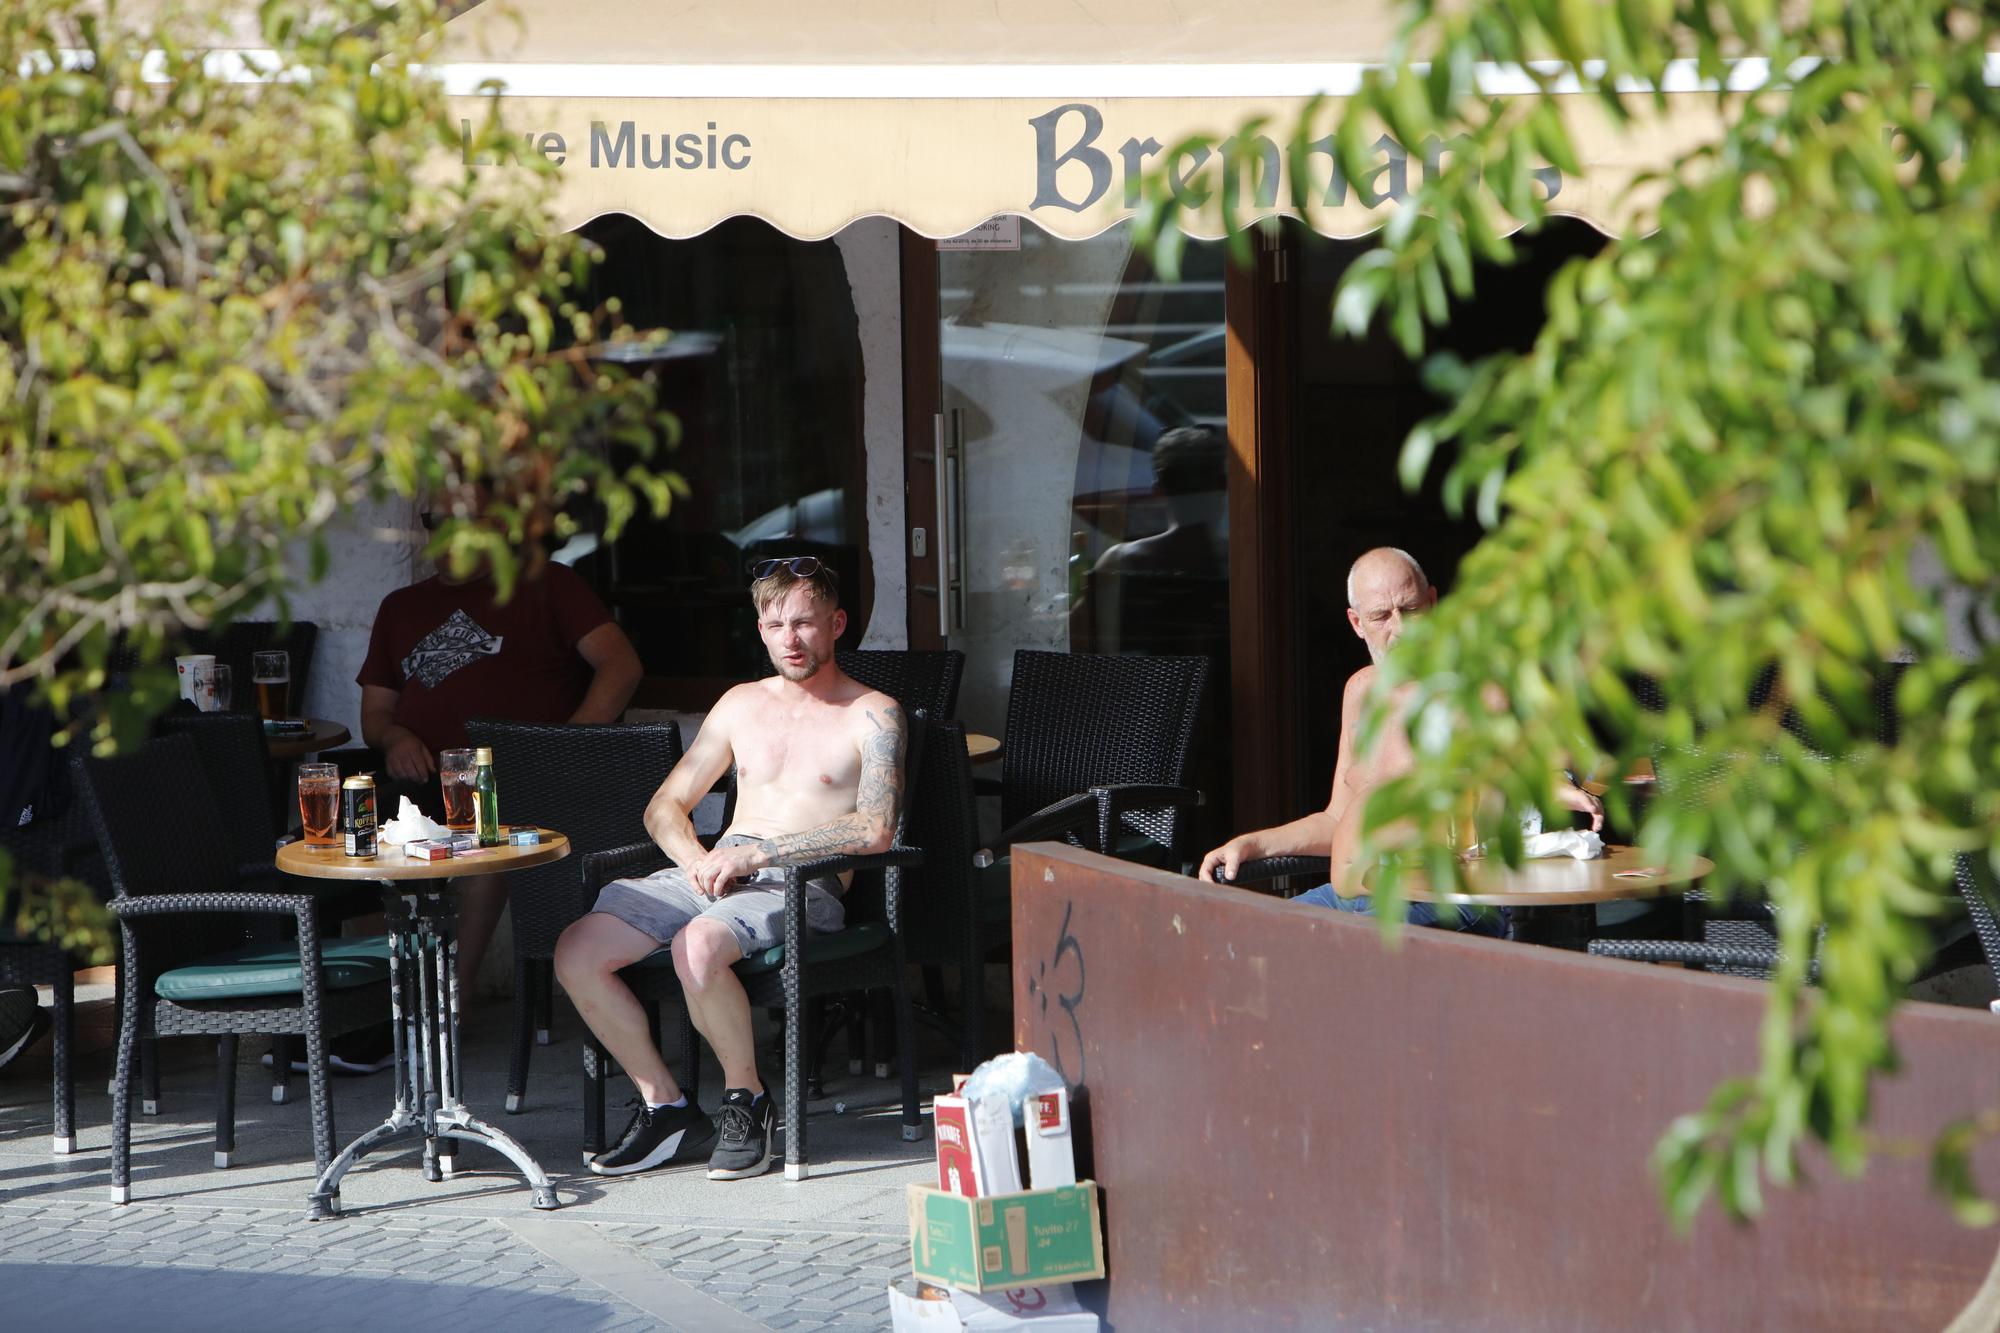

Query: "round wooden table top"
left=965, top=732, right=1002, bottom=761
left=1378, top=844, right=1714, bottom=907
left=276, top=829, right=570, bottom=882
left=265, top=718, right=352, bottom=759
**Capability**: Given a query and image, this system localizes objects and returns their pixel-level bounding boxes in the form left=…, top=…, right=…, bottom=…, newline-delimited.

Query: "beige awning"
left=438, top=0, right=1718, bottom=240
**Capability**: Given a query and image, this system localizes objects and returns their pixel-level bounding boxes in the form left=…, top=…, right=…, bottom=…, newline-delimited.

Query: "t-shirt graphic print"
left=400, top=609, right=505, bottom=690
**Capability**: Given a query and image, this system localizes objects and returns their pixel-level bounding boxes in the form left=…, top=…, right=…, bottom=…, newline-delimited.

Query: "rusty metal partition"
left=1011, top=843, right=2000, bottom=1330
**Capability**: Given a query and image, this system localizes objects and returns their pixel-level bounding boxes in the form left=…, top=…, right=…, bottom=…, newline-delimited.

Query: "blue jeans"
left=1295, top=884, right=1507, bottom=937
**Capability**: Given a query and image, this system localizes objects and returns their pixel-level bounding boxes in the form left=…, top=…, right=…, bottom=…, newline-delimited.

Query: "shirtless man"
left=1198, top=547, right=1601, bottom=932
left=554, top=558, right=905, bottom=1179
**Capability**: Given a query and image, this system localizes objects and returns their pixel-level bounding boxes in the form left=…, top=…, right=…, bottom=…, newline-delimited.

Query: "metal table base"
left=308, top=886, right=559, bottom=1218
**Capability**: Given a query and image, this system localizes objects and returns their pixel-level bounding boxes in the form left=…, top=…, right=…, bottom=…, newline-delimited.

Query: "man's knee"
left=672, top=919, right=743, bottom=991
left=555, top=915, right=629, bottom=986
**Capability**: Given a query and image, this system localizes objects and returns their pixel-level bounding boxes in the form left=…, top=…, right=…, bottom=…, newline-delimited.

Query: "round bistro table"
left=277, top=830, right=569, bottom=1218
left=264, top=718, right=352, bottom=760
left=965, top=732, right=1002, bottom=763
left=1376, top=844, right=1715, bottom=948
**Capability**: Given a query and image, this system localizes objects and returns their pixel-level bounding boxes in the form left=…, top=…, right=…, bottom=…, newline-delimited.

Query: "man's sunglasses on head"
left=750, top=556, right=833, bottom=581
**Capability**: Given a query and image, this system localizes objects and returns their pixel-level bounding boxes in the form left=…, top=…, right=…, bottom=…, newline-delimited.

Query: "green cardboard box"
left=906, top=1181, right=1105, bottom=1293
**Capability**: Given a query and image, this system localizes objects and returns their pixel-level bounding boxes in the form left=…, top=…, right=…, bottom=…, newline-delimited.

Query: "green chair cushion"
left=155, top=935, right=391, bottom=1003
left=623, top=922, right=892, bottom=978
left=736, top=921, right=890, bottom=975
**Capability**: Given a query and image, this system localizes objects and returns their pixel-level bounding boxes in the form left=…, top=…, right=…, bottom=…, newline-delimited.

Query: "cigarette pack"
left=403, top=839, right=454, bottom=861
left=1023, top=1088, right=1076, bottom=1188
left=507, top=827, right=543, bottom=846
left=445, top=833, right=481, bottom=852
left=933, top=1095, right=983, bottom=1197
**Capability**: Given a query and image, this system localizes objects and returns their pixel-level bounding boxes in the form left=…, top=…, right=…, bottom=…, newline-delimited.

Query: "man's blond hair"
left=750, top=562, right=840, bottom=615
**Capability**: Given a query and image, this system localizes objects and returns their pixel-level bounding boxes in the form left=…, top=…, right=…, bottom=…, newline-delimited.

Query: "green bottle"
left=473, top=746, right=501, bottom=846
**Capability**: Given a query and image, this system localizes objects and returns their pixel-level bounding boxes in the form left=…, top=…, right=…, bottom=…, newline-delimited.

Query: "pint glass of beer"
left=252, top=651, right=291, bottom=721
left=297, top=763, right=339, bottom=848
left=439, top=749, right=477, bottom=832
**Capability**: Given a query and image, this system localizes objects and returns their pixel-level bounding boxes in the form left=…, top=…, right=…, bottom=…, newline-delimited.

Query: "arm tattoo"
left=758, top=703, right=907, bottom=865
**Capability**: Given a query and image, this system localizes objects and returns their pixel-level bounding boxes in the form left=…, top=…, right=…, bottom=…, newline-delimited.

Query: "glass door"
left=934, top=220, right=1230, bottom=749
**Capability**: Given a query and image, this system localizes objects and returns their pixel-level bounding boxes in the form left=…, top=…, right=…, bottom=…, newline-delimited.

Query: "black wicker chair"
left=975, top=650, right=1211, bottom=934
left=155, top=712, right=284, bottom=872
left=899, top=720, right=986, bottom=1072
left=575, top=712, right=930, bottom=1179
left=1586, top=747, right=1827, bottom=979
left=1952, top=852, right=2000, bottom=989
left=461, top=718, right=684, bottom=1116
left=0, top=813, right=87, bottom=1155
left=74, top=735, right=391, bottom=1204
left=836, top=649, right=963, bottom=721
left=156, top=711, right=332, bottom=1105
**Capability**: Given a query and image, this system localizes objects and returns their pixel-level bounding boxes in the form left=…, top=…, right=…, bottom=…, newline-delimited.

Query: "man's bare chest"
left=733, top=710, right=861, bottom=792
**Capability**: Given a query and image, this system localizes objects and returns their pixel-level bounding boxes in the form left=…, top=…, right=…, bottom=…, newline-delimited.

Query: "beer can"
left=342, top=775, right=378, bottom=857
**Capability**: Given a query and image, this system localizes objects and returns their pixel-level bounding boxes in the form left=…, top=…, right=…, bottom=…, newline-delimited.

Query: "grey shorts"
left=590, top=834, right=846, bottom=958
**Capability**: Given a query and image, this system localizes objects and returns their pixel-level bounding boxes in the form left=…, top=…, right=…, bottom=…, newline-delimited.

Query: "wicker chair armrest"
left=109, top=892, right=318, bottom=921
left=1212, top=855, right=1333, bottom=888
left=977, top=791, right=1100, bottom=867
left=1586, top=938, right=1817, bottom=981
left=780, top=846, right=924, bottom=883
left=1092, top=782, right=1203, bottom=812
left=581, top=842, right=671, bottom=892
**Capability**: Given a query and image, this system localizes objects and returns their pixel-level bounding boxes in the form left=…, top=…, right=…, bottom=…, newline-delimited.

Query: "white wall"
left=281, top=496, right=424, bottom=741
left=834, top=216, right=908, bottom=649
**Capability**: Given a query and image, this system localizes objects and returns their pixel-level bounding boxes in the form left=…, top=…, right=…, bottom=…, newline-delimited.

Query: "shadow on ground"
left=0, top=1261, right=626, bottom=1332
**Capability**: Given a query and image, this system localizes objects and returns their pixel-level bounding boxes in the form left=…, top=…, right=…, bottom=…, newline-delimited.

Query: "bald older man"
left=1197, top=547, right=1601, bottom=933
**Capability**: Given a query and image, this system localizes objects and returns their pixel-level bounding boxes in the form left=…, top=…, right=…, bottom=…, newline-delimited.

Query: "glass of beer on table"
left=439, top=749, right=477, bottom=832
left=252, top=651, right=291, bottom=721
left=297, top=762, right=339, bottom=848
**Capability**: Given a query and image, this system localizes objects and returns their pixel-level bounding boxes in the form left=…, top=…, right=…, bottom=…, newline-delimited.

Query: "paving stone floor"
left=0, top=981, right=971, bottom=1332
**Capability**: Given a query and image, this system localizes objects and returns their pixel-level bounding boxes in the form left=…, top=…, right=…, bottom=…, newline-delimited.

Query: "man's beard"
left=774, top=648, right=826, bottom=682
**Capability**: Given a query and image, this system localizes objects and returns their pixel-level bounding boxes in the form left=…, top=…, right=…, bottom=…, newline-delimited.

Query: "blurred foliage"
left=1139, top=2, right=2000, bottom=1226
left=0, top=0, right=683, bottom=947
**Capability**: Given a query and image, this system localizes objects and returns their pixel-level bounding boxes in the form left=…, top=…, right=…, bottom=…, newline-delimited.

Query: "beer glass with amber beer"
left=252, top=651, right=291, bottom=721
left=297, top=763, right=339, bottom=848
left=439, top=749, right=477, bottom=832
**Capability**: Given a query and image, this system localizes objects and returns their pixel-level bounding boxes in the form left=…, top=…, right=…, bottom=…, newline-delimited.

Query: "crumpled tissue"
left=379, top=797, right=450, bottom=848
left=1521, top=829, right=1605, bottom=860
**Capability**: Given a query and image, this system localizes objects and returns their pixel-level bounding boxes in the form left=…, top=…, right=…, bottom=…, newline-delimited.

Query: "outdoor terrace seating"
left=460, top=717, right=684, bottom=1122
left=74, top=734, right=392, bottom=1204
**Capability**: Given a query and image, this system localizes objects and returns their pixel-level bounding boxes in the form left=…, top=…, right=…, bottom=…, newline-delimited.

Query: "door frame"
left=896, top=222, right=1303, bottom=829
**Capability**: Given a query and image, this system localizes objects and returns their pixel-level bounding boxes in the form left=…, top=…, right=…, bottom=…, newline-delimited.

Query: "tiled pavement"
left=0, top=983, right=966, bottom=1331
left=0, top=1196, right=912, bottom=1332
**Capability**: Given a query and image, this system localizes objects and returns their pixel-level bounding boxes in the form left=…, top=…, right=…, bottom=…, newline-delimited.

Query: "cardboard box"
left=908, top=1182, right=1104, bottom=1293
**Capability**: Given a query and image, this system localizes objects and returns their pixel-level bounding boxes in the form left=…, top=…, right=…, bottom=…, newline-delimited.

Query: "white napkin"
left=1521, top=829, right=1605, bottom=860
left=379, top=796, right=450, bottom=848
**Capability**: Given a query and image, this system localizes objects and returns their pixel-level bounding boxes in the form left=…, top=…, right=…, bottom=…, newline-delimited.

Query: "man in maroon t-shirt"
left=357, top=560, right=643, bottom=993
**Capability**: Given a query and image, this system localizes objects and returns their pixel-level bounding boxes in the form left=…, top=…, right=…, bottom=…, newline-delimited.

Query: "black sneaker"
left=0, top=989, right=48, bottom=1072
left=589, top=1100, right=716, bottom=1177
left=707, top=1088, right=774, bottom=1181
